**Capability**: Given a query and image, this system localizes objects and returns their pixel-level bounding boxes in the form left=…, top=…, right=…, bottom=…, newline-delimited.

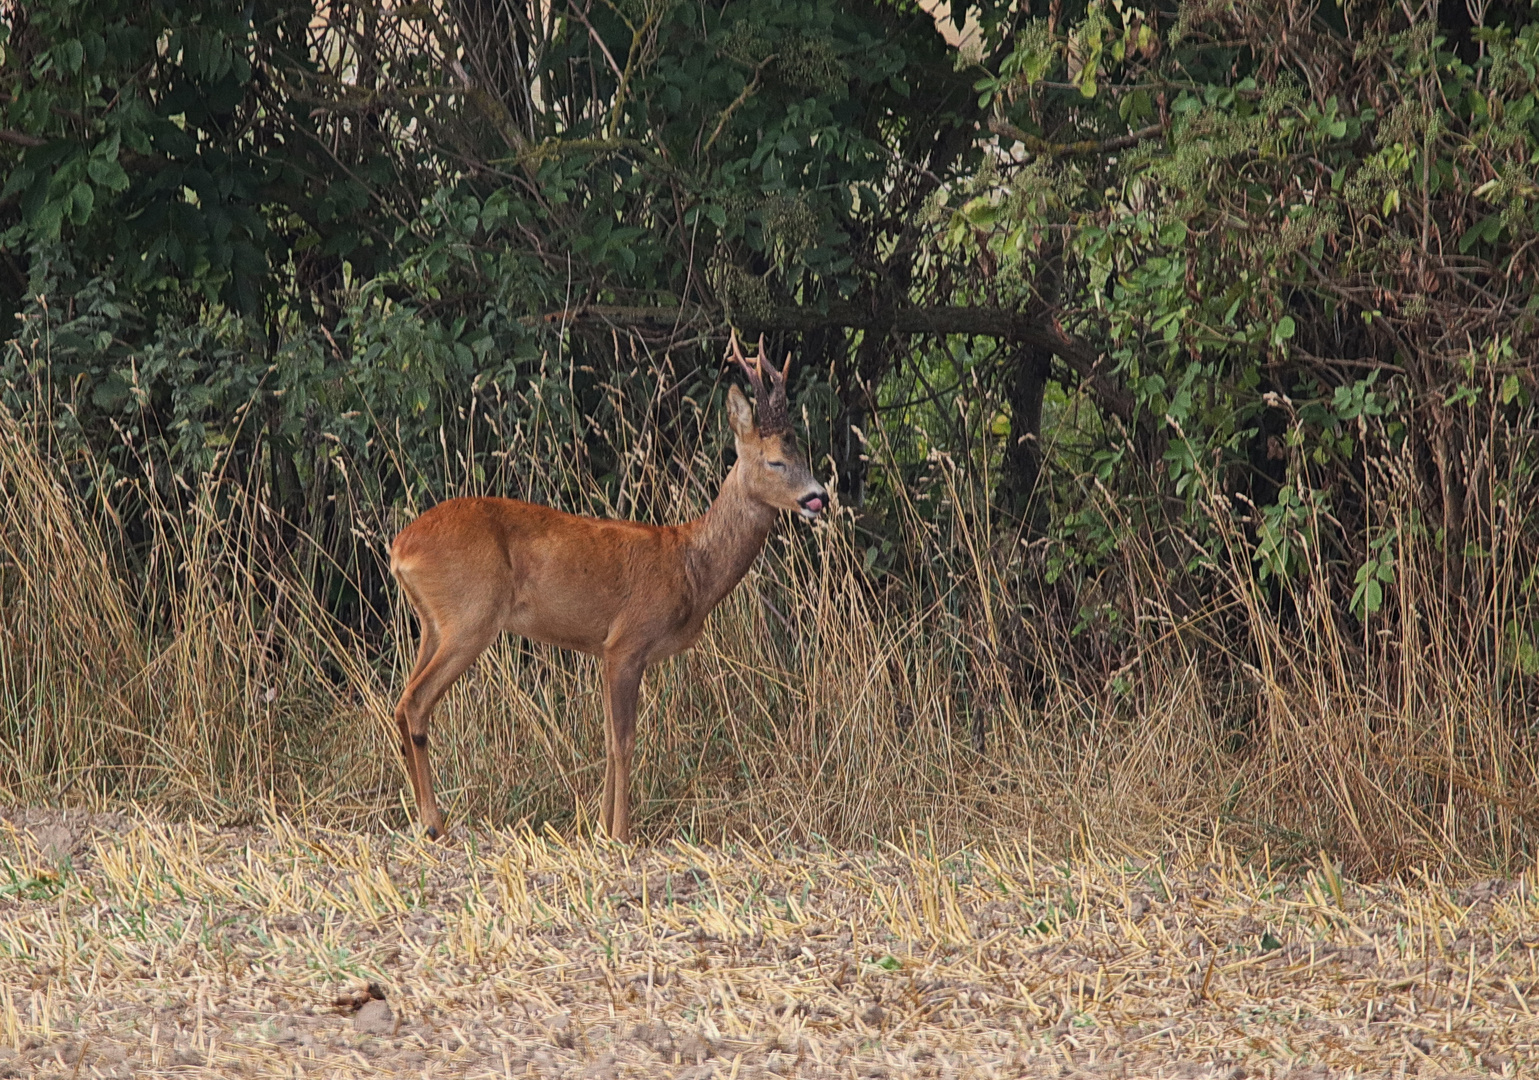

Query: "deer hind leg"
left=393, top=577, right=442, bottom=825
left=396, top=614, right=440, bottom=764
left=393, top=610, right=499, bottom=841
left=600, top=649, right=647, bottom=844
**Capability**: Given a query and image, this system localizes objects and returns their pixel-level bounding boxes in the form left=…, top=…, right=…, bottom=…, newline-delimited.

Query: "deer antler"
left=726, top=329, right=791, bottom=435
left=728, top=328, right=763, bottom=396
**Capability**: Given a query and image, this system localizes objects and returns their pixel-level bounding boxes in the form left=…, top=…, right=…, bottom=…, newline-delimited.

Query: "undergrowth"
left=1, top=343, right=1536, bottom=879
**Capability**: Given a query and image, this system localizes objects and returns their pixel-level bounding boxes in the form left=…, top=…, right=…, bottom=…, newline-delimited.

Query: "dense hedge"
left=2, top=0, right=1536, bottom=679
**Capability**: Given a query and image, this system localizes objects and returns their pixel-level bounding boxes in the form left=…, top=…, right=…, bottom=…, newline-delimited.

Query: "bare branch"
left=987, top=117, right=1166, bottom=157
left=527, top=302, right=1135, bottom=423
left=0, top=130, right=47, bottom=148
left=703, top=56, right=775, bottom=157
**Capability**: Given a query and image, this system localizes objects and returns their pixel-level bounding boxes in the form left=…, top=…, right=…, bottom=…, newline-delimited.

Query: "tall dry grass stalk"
left=0, top=405, right=143, bottom=795
left=1, top=351, right=1535, bottom=877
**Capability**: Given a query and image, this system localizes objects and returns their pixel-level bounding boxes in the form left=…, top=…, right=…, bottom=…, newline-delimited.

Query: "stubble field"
left=1, top=809, right=1536, bottom=1079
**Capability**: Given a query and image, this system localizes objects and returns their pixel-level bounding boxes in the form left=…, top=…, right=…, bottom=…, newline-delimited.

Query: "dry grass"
left=2, top=809, right=1536, bottom=1078
left=1, top=353, right=1537, bottom=875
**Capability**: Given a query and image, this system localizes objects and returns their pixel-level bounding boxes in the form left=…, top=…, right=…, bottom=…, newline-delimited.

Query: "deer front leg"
left=600, top=713, right=618, bottom=835
left=600, top=650, right=647, bottom=843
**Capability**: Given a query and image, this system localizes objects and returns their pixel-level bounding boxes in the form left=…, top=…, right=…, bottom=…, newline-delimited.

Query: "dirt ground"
left=0, top=807, right=1534, bottom=1078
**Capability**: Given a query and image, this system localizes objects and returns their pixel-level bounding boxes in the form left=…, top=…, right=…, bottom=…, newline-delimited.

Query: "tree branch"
left=525, top=302, right=1135, bottom=423
left=987, top=117, right=1165, bottom=156
left=0, top=130, right=48, bottom=148
left=703, top=56, right=774, bottom=157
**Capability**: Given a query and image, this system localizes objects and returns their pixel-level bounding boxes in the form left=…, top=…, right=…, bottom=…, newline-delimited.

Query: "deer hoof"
left=425, top=825, right=440, bottom=841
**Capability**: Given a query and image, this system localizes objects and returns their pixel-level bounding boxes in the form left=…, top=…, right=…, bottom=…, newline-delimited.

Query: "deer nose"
left=799, top=491, right=827, bottom=514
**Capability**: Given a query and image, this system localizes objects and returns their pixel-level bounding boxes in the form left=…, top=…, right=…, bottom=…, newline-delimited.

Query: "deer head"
left=724, top=329, right=828, bottom=521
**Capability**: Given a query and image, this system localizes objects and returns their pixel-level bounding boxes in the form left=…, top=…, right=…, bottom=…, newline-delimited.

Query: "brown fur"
left=389, top=359, right=827, bottom=843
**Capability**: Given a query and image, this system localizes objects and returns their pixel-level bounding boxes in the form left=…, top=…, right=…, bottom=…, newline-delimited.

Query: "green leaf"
left=83, top=31, right=105, bottom=69
left=87, top=156, right=130, bottom=192
left=92, top=372, right=131, bottom=411
left=1444, top=384, right=1479, bottom=407
left=962, top=198, right=1000, bottom=228
left=1, top=166, right=33, bottom=202
left=56, top=39, right=84, bottom=74
left=1459, top=214, right=1501, bottom=253
left=35, top=201, right=64, bottom=237
left=1119, top=88, right=1153, bottom=124
left=69, top=181, right=95, bottom=222
left=23, top=174, right=55, bottom=226
left=1364, top=578, right=1382, bottom=612
left=1500, top=373, right=1521, bottom=405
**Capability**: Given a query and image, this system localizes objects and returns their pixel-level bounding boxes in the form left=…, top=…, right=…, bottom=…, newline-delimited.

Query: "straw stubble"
left=1, top=810, right=1534, bottom=1078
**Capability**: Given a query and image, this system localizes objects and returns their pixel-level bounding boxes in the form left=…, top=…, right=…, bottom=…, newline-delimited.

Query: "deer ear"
left=726, top=384, right=756, bottom=439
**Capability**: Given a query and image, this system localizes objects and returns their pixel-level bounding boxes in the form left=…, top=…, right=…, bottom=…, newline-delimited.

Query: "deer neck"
left=681, top=462, right=777, bottom=615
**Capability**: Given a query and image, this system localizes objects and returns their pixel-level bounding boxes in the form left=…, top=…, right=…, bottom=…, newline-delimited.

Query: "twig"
left=703, top=57, right=776, bottom=156
left=988, top=117, right=1166, bottom=156
left=0, top=129, right=47, bottom=148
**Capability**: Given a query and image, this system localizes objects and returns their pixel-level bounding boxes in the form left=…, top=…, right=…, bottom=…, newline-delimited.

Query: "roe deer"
left=388, top=332, right=828, bottom=842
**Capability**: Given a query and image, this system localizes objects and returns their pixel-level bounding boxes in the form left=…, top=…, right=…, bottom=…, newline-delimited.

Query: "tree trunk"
left=831, top=327, right=888, bottom=508
left=996, top=345, right=1052, bottom=531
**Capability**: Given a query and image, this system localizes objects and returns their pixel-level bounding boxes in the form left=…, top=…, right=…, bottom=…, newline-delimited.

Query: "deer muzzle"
left=798, top=490, right=828, bottom=519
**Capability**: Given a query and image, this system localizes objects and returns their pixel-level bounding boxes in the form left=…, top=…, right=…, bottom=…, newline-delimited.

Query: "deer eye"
left=766, top=460, right=786, bottom=470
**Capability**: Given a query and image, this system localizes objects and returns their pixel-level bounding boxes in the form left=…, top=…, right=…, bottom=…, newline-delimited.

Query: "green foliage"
left=1351, top=531, right=1398, bottom=620
left=2, top=0, right=1537, bottom=726
left=0, top=0, right=988, bottom=516
left=955, top=0, right=1539, bottom=627
left=3, top=1, right=271, bottom=317
left=1, top=858, right=68, bottom=901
